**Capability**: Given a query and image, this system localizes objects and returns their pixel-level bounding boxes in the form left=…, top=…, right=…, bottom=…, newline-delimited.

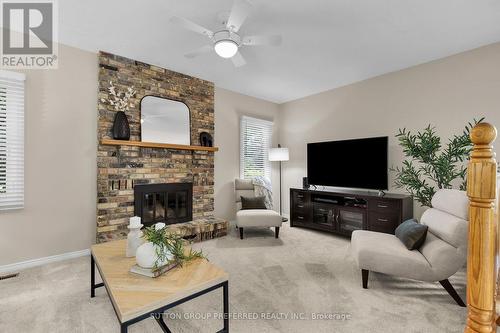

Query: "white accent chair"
left=351, top=189, right=469, bottom=306
left=235, top=179, right=282, bottom=239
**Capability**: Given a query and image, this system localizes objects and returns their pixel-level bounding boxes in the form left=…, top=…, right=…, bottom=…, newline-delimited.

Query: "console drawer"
left=368, top=212, right=399, bottom=234
left=294, top=202, right=307, bottom=212
left=293, top=191, right=308, bottom=205
left=369, top=199, right=400, bottom=213
left=292, top=212, right=308, bottom=224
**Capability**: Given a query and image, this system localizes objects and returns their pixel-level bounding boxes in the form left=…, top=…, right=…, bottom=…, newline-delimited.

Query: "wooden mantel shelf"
left=100, top=139, right=219, bottom=152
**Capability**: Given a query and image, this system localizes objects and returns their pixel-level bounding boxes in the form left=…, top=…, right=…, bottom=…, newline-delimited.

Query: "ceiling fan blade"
left=231, top=51, right=246, bottom=67
left=184, top=45, right=213, bottom=58
left=170, top=16, right=213, bottom=38
left=226, top=0, right=253, bottom=32
left=242, top=35, right=282, bottom=46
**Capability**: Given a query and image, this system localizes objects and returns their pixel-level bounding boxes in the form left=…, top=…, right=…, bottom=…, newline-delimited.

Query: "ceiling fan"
left=170, top=0, right=282, bottom=67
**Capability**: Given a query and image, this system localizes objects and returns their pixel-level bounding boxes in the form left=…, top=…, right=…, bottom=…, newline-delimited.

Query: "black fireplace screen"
left=134, top=183, right=193, bottom=227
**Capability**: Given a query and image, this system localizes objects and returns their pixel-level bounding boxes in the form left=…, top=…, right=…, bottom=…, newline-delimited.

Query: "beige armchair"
left=235, top=179, right=282, bottom=239
left=351, top=189, right=469, bottom=306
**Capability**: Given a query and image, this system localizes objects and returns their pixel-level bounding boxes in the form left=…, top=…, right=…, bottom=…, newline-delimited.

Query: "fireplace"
left=134, top=183, right=193, bottom=227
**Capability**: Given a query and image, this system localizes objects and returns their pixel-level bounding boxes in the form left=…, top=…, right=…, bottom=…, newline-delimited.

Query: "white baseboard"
left=0, top=248, right=90, bottom=274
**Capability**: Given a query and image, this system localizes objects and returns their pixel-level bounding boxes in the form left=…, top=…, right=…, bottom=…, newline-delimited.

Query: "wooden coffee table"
left=90, top=240, right=229, bottom=332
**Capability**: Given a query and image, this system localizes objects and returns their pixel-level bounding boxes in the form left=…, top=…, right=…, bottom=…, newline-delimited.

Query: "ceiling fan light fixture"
left=173, top=1, right=281, bottom=67
left=214, top=40, right=238, bottom=58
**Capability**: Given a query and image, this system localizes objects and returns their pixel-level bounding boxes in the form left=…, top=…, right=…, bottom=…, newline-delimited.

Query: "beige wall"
left=214, top=88, right=281, bottom=221
left=278, top=42, right=500, bottom=218
left=0, top=44, right=98, bottom=266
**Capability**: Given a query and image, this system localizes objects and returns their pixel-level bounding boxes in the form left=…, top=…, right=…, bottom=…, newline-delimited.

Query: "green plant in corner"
left=391, top=118, right=484, bottom=208
left=142, top=225, right=206, bottom=272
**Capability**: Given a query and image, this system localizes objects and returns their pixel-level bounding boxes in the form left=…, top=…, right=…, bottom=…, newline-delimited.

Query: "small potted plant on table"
left=133, top=223, right=206, bottom=277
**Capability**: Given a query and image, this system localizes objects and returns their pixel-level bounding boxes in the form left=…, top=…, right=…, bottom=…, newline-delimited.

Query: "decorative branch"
left=100, top=81, right=136, bottom=113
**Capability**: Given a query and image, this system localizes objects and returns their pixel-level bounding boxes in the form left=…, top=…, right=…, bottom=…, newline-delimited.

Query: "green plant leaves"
left=391, top=118, right=484, bottom=207
left=142, top=226, right=206, bottom=271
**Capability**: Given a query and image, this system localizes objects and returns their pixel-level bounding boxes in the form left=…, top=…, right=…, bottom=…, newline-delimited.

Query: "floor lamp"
left=269, top=144, right=289, bottom=222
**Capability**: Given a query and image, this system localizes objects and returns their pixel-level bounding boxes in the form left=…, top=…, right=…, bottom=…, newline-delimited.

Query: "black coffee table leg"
left=223, top=281, right=229, bottom=332
left=90, top=254, right=104, bottom=298
left=154, top=314, right=173, bottom=333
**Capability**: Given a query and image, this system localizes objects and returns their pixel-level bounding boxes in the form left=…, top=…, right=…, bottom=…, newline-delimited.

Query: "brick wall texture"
left=97, top=51, right=215, bottom=243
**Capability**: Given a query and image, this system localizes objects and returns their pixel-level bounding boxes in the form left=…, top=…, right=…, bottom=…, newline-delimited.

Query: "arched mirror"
left=140, top=96, right=190, bottom=145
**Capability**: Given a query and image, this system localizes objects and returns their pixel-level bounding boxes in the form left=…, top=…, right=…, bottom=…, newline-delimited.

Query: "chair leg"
left=275, top=227, right=280, bottom=238
left=239, top=227, right=244, bottom=240
left=362, top=269, right=369, bottom=289
left=439, top=279, right=465, bottom=307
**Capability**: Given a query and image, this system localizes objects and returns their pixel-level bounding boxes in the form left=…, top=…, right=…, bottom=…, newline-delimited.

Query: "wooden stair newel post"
left=465, top=122, right=498, bottom=333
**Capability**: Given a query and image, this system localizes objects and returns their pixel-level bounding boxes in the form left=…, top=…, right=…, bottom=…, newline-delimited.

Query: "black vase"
left=112, top=111, right=130, bottom=140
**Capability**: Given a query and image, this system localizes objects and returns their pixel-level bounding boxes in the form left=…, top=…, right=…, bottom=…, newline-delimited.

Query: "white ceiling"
left=59, top=0, right=500, bottom=103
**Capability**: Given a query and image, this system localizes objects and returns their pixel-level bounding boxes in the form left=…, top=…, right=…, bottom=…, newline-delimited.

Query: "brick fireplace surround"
left=97, top=51, right=226, bottom=242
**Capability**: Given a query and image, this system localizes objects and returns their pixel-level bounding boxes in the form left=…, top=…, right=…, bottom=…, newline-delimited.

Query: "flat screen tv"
left=307, top=136, right=388, bottom=190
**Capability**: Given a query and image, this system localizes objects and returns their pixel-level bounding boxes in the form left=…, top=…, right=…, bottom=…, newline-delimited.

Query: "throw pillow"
left=240, top=196, right=267, bottom=210
left=395, top=219, right=428, bottom=250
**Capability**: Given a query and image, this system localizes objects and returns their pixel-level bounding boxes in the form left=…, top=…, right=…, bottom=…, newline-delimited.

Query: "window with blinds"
left=0, top=70, right=25, bottom=210
left=240, top=116, right=273, bottom=180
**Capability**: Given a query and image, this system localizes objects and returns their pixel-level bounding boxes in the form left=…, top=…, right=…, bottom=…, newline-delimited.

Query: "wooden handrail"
left=465, top=122, right=498, bottom=333
left=496, top=171, right=500, bottom=326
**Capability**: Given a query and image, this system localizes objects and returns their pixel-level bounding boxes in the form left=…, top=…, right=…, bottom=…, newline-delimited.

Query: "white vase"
left=135, top=242, right=173, bottom=269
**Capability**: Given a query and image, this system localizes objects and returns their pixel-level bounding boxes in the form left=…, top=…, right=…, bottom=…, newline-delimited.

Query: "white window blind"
left=0, top=70, right=25, bottom=210
left=240, top=116, right=273, bottom=180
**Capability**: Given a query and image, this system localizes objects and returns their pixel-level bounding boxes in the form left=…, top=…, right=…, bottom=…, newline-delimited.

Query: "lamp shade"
left=269, top=147, right=289, bottom=161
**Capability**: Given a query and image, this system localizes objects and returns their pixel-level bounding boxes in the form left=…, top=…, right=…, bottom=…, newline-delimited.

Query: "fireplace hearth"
left=134, top=183, right=193, bottom=227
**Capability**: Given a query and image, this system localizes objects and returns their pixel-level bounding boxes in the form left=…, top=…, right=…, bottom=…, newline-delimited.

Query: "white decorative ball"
left=135, top=242, right=173, bottom=269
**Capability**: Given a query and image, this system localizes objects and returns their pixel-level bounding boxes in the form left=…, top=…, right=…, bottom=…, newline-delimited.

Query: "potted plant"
left=391, top=118, right=483, bottom=207
left=135, top=223, right=205, bottom=275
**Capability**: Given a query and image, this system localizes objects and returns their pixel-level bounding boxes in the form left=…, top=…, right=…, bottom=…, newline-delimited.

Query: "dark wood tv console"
left=290, top=188, right=413, bottom=236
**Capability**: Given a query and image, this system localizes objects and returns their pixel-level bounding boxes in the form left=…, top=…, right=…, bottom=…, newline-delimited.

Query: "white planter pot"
left=135, top=242, right=173, bottom=269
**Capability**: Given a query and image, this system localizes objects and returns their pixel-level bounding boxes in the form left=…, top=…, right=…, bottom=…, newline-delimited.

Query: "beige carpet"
left=0, top=222, right=467, bottom=333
